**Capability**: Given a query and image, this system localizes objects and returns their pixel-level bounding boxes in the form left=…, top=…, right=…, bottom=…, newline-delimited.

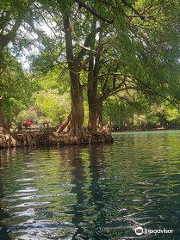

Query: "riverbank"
left=112, top=126, right=180, bottom=132
left=0, top=127, right=114, bottom=148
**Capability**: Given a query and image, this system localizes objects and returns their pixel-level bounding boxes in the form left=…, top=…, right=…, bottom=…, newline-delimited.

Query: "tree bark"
left=97, top=102, right=103, bottom=128
left=88, top=95, right=98, bottom=131
left=63, top=15, right=84, bottom=136
left=56, top=114, right=71, bottom=134
left=88, top=99, right=103, bottom=131
left=88, top=19, right=103, bottom=132
left=70, top=74, right=84, bottom=135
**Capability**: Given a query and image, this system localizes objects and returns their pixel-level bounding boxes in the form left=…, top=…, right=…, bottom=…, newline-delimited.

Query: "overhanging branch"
left=74, top=0, right=114, bottom=24
left=121, top=0, right=145, bottom=20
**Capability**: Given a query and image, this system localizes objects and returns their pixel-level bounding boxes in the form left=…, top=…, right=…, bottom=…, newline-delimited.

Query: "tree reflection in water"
left=63, top=145, right=109, bottom=240
left=0, top=150, right=14, bottom=240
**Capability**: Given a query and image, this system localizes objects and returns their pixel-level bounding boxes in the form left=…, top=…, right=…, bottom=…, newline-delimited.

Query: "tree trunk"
left=88, top=19, right=104, bottom=132
left=0, top=98, right=6, bottom=128
left=97, top=102, right=103, bottom=128
left=70, top=72, right=84, bottom=135
left=88, top=98, right=103, bottom=132
left=88, top=79, right=98, bottom=131
left=0, top=48, right=7, bottom=129
left=63, top=15, right=84, bottom=136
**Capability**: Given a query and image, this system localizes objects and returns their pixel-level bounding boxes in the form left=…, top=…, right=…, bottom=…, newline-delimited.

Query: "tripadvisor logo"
left=134, top=227, right=143, bottom=236
left=134, top=226, right=173, bottom=236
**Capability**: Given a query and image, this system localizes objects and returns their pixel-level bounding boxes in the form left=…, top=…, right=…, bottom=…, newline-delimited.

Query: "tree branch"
left=62, top=15, right=75, bottom=70
left=121, top=0, right=145, bottom=20
left=75, top=26, right=101, bottom=66
left=100, top=85, right=138, bottom=102
left=74, top=0, right=114, bottom=24
left=1, top=12, right=25, bottom=48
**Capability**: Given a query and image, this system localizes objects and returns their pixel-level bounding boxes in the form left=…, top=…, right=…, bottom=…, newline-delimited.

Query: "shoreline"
left=0, top=129, right=114, bottom=149
left=112, top=127, right=180, bottom=132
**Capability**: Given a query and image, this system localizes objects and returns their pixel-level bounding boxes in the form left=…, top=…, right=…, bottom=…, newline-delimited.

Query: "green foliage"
left=0, top=52, right=32, bottom=123
left=17, top=89, right=71, bottom=125
left=104, top=94, right=180, bottom=130
left=165, top=107, right=180, bottom=122
left=16, top=107, right=38, bottom=124
left=33, top=90, right=70, bottom=124
left=1, top=0, right=180, bottom=131
left=0, top=0, right=32, bottom=13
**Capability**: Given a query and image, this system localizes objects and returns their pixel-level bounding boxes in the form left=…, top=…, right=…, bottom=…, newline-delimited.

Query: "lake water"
left=0, top=131, right=180, bottom=240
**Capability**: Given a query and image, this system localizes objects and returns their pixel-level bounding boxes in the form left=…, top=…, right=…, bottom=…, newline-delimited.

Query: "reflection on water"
left=0, top=131, right=180, bottom=239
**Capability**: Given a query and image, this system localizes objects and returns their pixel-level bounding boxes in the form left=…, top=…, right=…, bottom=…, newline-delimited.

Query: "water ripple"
left=0, top=131, right=180, bottom=239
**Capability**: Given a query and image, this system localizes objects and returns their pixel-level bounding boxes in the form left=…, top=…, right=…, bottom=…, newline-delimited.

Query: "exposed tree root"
left=0, top=127, right=113, bottom=149
left=55, top=114, right=71, bottom=134
left=0, top=127, right=21, bottom=148
left=0, top=114, right=113, bottom=148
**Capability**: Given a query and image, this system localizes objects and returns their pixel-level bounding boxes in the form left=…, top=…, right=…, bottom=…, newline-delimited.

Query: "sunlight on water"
left=0, top=130, right=180, bottom=239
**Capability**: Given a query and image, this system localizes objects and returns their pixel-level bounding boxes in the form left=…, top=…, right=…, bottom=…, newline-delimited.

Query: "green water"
left=0, top=130, right=180, bottom=239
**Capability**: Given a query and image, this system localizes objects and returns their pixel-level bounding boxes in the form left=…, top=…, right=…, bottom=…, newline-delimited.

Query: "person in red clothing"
left=23, top=120, right=33, bottom=129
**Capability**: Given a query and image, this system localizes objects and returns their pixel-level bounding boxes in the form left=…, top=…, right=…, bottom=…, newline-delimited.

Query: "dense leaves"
left=0, top=0, right=180, bottom=131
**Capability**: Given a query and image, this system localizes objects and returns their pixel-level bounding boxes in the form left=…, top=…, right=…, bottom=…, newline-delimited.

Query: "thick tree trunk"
left=88, top=96, right=103, bottom=132
left=70, top=72, right=84, bottom=136
left=88, top=79, right=98, bottom=132
left=87, top=17, right=98, bottom=132
left=87, top=19, right=104, bottom=132
left=97, top=102, right=103, bottom=128
left=63, top=15, right=84, bottom=136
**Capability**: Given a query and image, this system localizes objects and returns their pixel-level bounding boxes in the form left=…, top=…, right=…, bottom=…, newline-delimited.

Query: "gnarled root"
left=0, top=127, right=20, bottom=148
left=54, top=114, right=71, bottom=136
